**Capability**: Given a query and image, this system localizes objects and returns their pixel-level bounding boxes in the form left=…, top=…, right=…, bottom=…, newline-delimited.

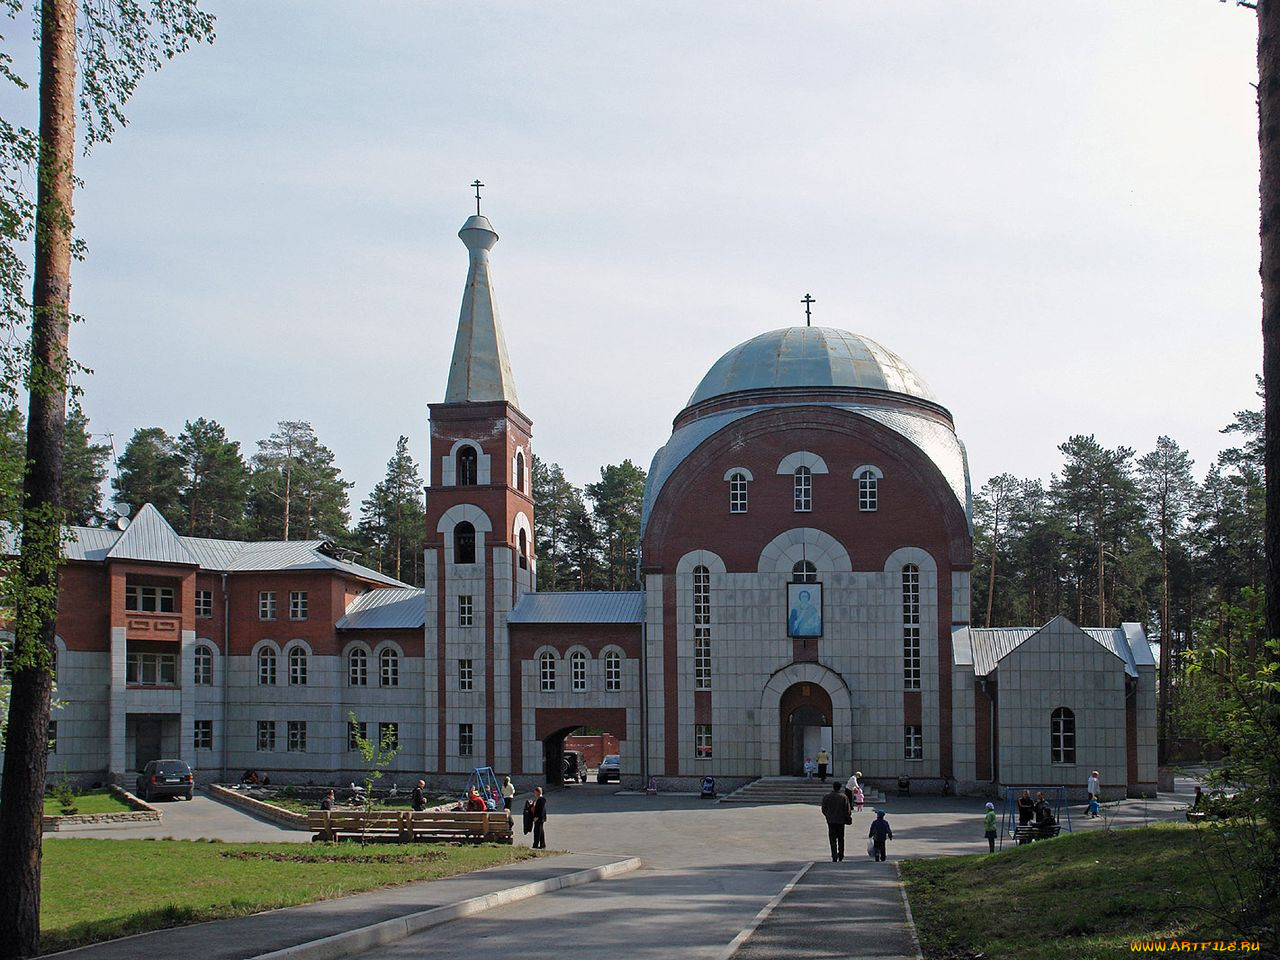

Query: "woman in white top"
left=501, top=775, right=516, bottom=810
left=1086, top=771, right=1100, bottom=801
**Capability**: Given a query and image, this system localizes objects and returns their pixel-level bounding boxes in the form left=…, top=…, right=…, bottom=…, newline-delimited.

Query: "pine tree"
left=357, top=436, right=424, bottom=584
left=585, top=459, right=646, bottom=591
left=176, top=418, right=248, bottom=539
left=532, top=456, right=592, bottom=591
left=248, top=420, right=351, bottom=542
left=112, top=426, right=185, bottom=529
left=60, top=410, right=110, bottom=526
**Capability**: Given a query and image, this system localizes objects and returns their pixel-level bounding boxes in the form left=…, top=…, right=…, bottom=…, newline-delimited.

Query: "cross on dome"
left=471, top=179, right=484, bottom=216
left=801, top=293, right=815, bottom=327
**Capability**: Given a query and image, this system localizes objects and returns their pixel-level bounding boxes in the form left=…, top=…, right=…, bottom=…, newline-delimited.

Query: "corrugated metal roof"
left=337, top=589, right=426, bottom=629
left=956, top=618, right=1143, bottom=678
left=64, top=526, right=121, bottom=561
left=106, top=504, right=198, bottom=565
left=508, top=591, right=646, bottom=624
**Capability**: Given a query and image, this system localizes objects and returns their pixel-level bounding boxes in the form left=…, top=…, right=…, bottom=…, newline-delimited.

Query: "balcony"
left=124, top=610, right=181, bottom=643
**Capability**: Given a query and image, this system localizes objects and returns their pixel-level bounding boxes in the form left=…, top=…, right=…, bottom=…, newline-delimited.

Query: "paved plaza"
left=46, top=777, right=1195, bottom=960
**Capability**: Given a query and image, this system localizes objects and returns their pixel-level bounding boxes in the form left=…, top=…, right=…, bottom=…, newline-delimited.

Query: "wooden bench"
left=1014, top=822, right=1062, bottom=844
left=308, top=809, right=513, bottom=844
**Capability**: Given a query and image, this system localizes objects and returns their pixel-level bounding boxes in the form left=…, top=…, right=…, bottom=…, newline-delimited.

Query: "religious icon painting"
left=786, top=582, right=822, bottom=638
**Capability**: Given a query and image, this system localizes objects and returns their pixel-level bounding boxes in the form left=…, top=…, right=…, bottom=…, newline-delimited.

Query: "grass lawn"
left=41, top=838, right=534, bottom=953
left=42, top=790, right=135, bottom=817
left=900, top=823, right=1268, bottom=960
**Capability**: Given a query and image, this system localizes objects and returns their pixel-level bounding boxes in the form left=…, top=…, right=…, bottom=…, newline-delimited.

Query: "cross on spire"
left=471, top=179, right=485, bottom=216
left=801, top=293, right=815, bottom=327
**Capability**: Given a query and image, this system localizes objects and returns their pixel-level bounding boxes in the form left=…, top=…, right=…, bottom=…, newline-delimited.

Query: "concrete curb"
left=893, top=862, right=925, bottom=960
left=718, top=860, right=812, bottom=960
left=250, top=856, right=642, bottom=960
left=208, top=784, right=309, bottom=830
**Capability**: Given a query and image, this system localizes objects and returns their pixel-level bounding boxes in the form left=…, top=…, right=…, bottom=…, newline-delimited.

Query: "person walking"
left=501, top=775, right=516, bottom=811
left=531, top=786, right=548, bottom=849
left=983, top=802, right=997, bottom=852
left=821, top=781, right=852, bottom=862
left=817, top=748, right=830, bottom=782
left=1086, top=770, right=1100, bottom=803
left=868, top=809, right=893, bottom=861
left=411, top=779, right=427, bottom=812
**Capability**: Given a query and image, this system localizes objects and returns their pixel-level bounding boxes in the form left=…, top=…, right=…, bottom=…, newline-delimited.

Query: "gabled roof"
left=337, top=588, right=426, bottom=629
left=106, top=504, right=197, bottom=566
left=50, top=503, right=407, bottom=588
left=953, top=617, right=1150, bottom=679
left=508, top=591, right=646, bottom=624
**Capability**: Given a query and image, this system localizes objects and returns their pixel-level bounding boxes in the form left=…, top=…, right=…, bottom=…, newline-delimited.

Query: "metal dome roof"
left=686, top=326, right=937, bottom=408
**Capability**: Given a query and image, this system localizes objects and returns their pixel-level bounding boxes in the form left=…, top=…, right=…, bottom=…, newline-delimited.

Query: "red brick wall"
left=564, top=733, right=620, bottom=767
left=55, top=563, right=110, bottom=651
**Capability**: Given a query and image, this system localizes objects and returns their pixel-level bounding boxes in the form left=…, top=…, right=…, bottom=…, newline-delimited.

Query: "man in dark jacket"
left=532, top=787, right=548, bottom=849
left=820, top=781, right=852, bottom=862
left=411, top=779, right=426, bottom=812
left=868, top=809, right=893, bottom=861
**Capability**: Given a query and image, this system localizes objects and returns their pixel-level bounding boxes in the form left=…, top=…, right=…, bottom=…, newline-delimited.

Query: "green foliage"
left=50, top=777, right=76, bottom=814
left=111, top=426, right=185, bottom=529
left=347, top=711, right=399, bottom=827
left=585, top=459, right=645, bottom=591
left=60, top=408, right=109, bottom=525
left=176, top=417, right=248, bottom=538
left=356, top=436, right=424, bottom=584
left=248, top=420, right=351, bottom=542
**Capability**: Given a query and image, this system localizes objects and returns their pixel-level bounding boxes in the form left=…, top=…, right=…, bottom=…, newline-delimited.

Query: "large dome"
left=686, top=326, right=937, bottom=408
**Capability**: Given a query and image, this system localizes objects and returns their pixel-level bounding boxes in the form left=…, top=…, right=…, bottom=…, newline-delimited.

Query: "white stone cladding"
left=995, top=618, right=1128, bottom=794
left=46, top=647, right=110, bottom=779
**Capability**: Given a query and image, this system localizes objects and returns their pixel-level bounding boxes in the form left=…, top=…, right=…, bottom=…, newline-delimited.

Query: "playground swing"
left=998, top=785, right=1073, bottom=849
left=459, top=766, right=504, bottom=811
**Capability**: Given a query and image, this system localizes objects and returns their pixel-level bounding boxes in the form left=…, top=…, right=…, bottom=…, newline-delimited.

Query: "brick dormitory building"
left=2, top=208, right=1157, bottom=798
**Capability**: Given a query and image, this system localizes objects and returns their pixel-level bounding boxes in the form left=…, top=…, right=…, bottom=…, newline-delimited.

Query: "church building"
left=7, top=207, right=1157, bottom=798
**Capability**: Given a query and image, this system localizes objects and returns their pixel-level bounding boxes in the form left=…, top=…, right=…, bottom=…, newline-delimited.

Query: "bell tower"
left=425, top=199, right=534, bottom=777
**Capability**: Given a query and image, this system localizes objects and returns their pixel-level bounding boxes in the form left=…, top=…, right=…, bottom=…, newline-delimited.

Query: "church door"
left=778, top=682, right=833, bottom=776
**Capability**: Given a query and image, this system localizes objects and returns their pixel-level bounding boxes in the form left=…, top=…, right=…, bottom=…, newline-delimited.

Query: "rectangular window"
left=1051, top=710, right=1077, bottom=764
left=380, top=651, right=399, bottom=687
left=126, top=652, right=178, bottom=686
left=47, top=720, right=57, bottom=753
left=459, top=723, right=473, bottom=757
left=695, top=634, right=711, bottom=691
left=259, top=591, right=277, bottom=621
left=287, top=720, right=307, bottom=752
left=289, top=591, right=308, bottom=621
left=458, top=595, right=474, bottom=627
left=348, top=720, right=367, bottom=751
left=378, top=722, right=399, bottom=750
left=125, top=585, right=175, bottom=613
left=794, top=467, right=812, bottom=512
left=904, top=725, right=923, bottom=761
left=194, top=589, right=213, bottom=618
left=194, top=647, right=213, bottom=685
left=571, top=654, right=586, bottom=692
left=540, top=655, right=556, bottom=692
left=729, top=472, right=748, bottom=513
left=902, top=566, right=921, bottom=690
left=194, top=719, right=213, bottom=750
left=858, top=471, right=878, bottom=512
left=605, top=653, right=622, bottom=691
left=459, top=659, right=474, bottom=691
left=695, top=724, right=712, bottom=760
left=257, top=720, right=276, bottom=752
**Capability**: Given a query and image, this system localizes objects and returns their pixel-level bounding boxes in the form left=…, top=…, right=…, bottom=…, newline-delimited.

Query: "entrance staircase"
left=719, top=776, right=886, bottom=805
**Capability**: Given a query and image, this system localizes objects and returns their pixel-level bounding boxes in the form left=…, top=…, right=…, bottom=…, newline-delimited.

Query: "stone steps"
left=719, top=777, right=886, bottom=805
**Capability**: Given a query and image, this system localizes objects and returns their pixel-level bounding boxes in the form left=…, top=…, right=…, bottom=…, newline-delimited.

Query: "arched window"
left=518, top=528, right=528, bottom=570
left=794, top=466, right=812, bottom=512
left=454, top=521, right=477, bottom=565
left=193, top=645, right=213, bottom=685
left=457, top=445, right=478, bottom=486
left=380, top=648, right=399, bottom=687
left=349, top=648, right=368, bottom=686
left=1051, top=707, right=1076, bottom=764
left=539, top=651, right=556, bottom=692
left=792, top=560, right=818, bottom=583
left=729, top=472, right=748, bottom=513
left=857, top=468, right=879, bottom=512
left=516, top=450, right=525, bottom=492
left=570, top=650, right=587, bottom=691
left=258, top=647, right=277, bottom=686
left=902, top=564, right=920, bottom=690
left=288, top=646, right=307, bottom=685
left=605, top=650, right=622, bottom=691
left=694, top=565, right=711, bottom=691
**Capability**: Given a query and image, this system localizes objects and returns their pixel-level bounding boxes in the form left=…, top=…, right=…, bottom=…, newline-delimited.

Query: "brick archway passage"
left=760, top=662, right=852, bottom=777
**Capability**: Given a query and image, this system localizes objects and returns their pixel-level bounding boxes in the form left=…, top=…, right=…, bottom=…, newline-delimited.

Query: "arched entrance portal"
left=779, top=682, right=833, bottom=776
left=534, top=707, right=627, bottom=786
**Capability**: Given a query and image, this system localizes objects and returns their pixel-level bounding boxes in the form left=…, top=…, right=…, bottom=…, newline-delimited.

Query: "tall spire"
left=444, top=207, right=520, bottom=406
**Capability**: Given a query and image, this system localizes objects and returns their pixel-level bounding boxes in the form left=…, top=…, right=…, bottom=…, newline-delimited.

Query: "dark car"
left=135, top=759, right=194, bottom=801
left=597, top=754, right=621, bottom=783
left=561, top=750, right=588, bottom=784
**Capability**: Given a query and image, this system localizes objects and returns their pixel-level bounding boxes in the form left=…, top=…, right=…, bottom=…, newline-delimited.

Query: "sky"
left=0, top=1, right=1266, bottom=516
